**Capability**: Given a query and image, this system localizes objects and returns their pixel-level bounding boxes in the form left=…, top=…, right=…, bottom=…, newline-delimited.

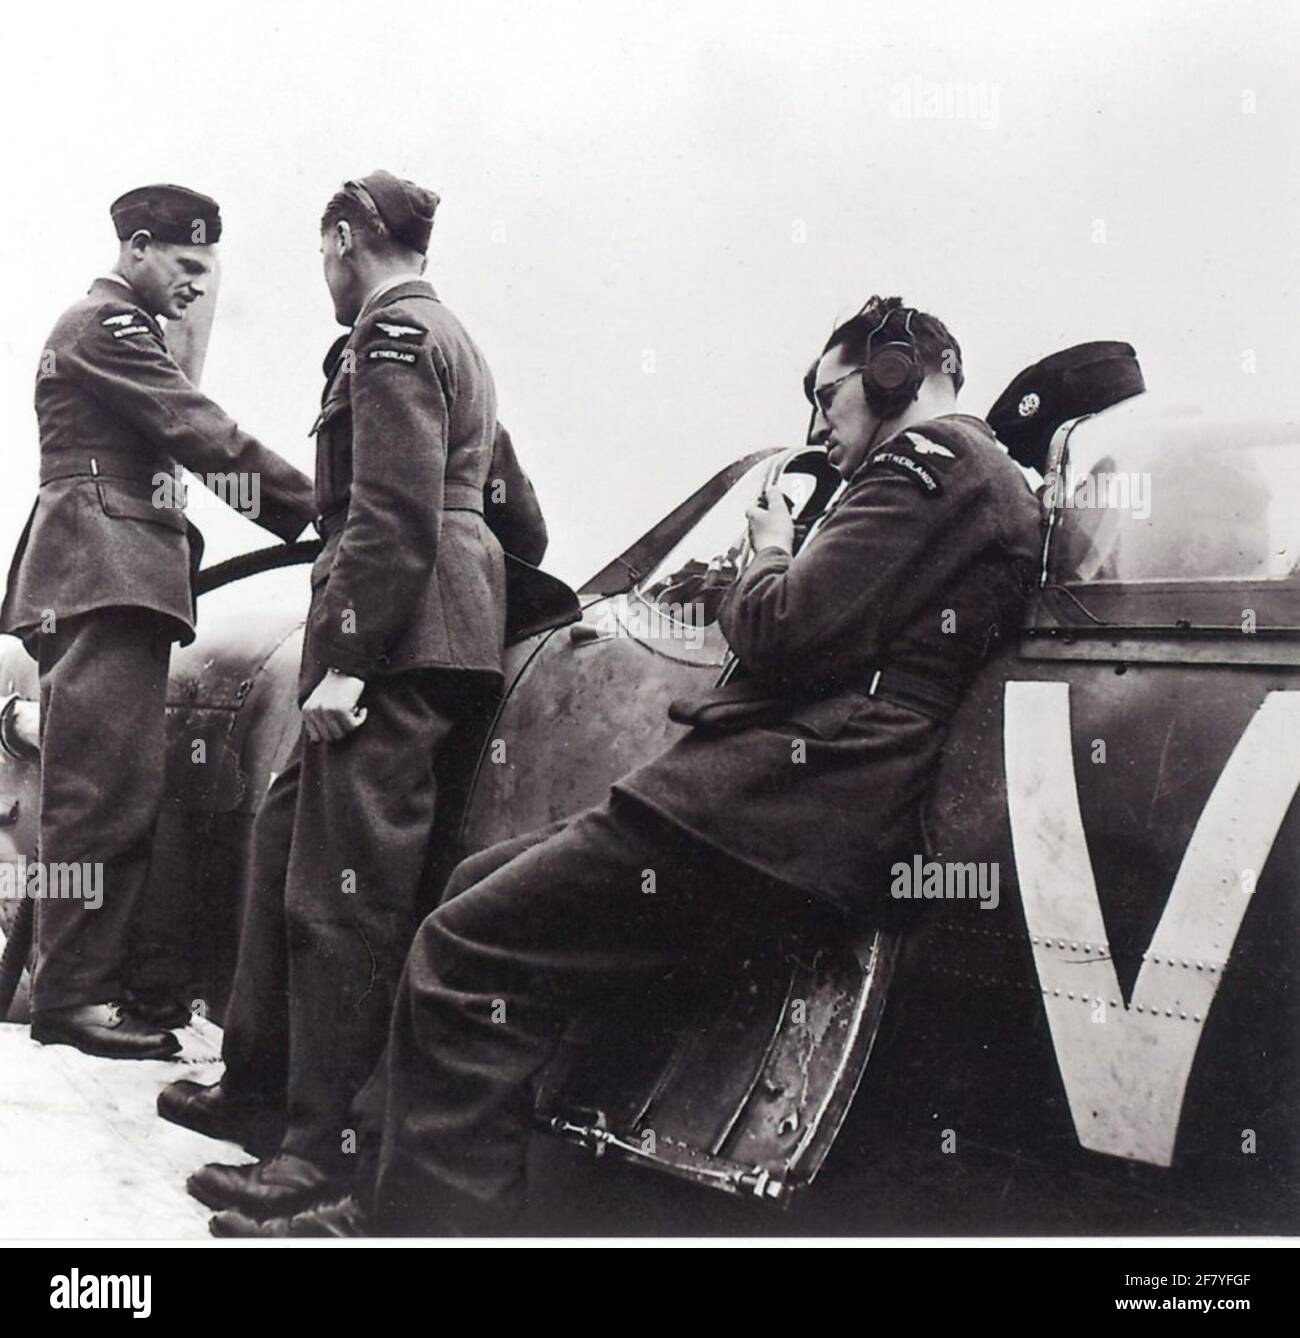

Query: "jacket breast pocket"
left=312, top=397, right=352, bottom=503
left=95, top=479, right=187, bottom=533
left=779, top=692, right=872, bottom=740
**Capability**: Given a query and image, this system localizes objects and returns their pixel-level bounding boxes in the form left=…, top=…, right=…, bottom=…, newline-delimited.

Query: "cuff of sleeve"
left=317, top=637, right=381, bottom=679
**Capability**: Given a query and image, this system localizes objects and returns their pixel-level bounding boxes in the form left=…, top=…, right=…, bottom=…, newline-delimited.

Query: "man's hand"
left=745, top=484, right=795, bottom=555
left=0, top=695, right=40, bottom=758
left=11, top=699, right=40, bottom=754
left=301, top=670, right=368, bottom=743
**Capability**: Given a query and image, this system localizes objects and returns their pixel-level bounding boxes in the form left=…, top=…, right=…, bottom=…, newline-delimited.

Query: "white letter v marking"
left=1005, top=682, right=1300, bottom=1166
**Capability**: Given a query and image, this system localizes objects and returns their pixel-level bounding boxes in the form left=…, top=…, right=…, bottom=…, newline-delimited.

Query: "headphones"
left=859, top=305, right=924, bottom=419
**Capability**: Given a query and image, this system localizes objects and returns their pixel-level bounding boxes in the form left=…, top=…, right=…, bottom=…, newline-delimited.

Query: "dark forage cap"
left=987, top=341, right=1145, bottom=473
left=111, top=184, right=222, bottom=245
left=355, top=170, right=440, bottom=253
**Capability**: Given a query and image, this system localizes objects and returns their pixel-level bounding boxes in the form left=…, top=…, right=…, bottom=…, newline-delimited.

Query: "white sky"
left=2, top=0, right=1297, bottom=586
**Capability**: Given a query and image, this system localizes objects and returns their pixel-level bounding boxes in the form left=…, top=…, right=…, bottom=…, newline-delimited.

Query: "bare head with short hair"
left=806, top=295, right=965, bottom=479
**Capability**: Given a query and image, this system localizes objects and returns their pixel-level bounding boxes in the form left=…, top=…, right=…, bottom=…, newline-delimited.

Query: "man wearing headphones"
left=210, top=295, right=1042, bottom=1236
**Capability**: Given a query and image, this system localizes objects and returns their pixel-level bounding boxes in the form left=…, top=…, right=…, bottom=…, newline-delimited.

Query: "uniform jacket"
left=484, top=423, right=547, bottom=567
left=614, top=414, right=1042, bottom=918
left=301, top=279, right=511, bottom=699
left=1, top=278, right=315, bottom=650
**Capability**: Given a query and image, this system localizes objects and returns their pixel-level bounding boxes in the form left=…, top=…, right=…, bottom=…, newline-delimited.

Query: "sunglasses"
left=810, top=365, right=868, bottom=416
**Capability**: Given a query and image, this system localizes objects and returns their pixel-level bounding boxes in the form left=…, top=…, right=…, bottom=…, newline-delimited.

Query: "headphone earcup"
left=861, top=342, right=922, bottom=417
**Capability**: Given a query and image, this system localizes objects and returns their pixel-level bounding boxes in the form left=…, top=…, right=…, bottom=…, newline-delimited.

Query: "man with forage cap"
left=165, top=171, right=548, bottom=1218
left=0, top=183, right=316, bottom=1059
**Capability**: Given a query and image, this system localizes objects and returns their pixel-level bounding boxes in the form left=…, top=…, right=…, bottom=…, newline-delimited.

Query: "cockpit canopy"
left=1039, top=399, right=1300, bottom=632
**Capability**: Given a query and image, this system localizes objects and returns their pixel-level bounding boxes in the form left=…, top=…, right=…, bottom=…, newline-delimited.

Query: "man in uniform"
left=162, top=172, right=543, bottom=1217
left=210, top=294, right=1044, bottom=1236
left=0, top=184, right=316, bottom=1060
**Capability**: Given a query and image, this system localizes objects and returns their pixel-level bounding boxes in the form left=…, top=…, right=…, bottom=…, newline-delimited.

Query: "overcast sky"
left=2, top=0, right=1297, bottom=586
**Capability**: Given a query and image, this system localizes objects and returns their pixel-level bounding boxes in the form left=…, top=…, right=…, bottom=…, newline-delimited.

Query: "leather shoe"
left=157, top=1079, right=282, bottom=1155
left=31, top=1002, right=180, bottom=1060
left=187, top=1152, right=334, bottom=1217
left=125, top=992, right=191, bottom=1030
left=209, top=1194, right=369, bottom=1238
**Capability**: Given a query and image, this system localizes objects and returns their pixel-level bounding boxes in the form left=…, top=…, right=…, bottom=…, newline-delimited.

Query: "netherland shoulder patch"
left=863, top=430, right=967, bottom=495
left=866, top=447, right=942, bottom=494
left=111, top=324, right=153, bottom=339
left=367, top=346, right=418, bottom=365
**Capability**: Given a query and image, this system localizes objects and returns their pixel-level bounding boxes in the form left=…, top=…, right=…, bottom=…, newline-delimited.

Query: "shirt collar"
left=359, top=272, right=426, bottom=320
left=93, top=274, right=161, bottom=330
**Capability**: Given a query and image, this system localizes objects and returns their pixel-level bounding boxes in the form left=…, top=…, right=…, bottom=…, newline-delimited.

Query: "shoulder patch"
left=367, top=346, right=418, bottom=365
left=97, top=306, right=156, bottom=340
left=374, top=321, right=424, bottom=340
left=867, top=449, right=943, bottom=494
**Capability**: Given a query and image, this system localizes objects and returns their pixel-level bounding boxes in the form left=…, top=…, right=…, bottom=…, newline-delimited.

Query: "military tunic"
left=3, top=278, right=314, bottom=648
left=615, top=413, right=1043, bottom=916
left=299, top=279, right=507, bottom=697
left=483, top=423, right=548, bottom=567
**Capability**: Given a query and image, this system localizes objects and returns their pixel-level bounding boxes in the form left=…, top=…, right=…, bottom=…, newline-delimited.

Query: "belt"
left=673, top=663, right=964, bottom=732
left=867, top=666, right=963, bottom=722
left=40, top=448, right=168, bottom=488
left=315, top=482, right=485, bottom=538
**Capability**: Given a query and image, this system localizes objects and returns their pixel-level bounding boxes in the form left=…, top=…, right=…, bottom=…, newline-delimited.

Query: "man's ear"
left=333, top=219, right=354, bottom=258
left=127, top=228, right=153, bottom=260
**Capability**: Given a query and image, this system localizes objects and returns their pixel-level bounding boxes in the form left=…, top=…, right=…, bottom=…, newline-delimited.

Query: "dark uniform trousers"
left=221, top=672, right=459, bottom=1170
left=355, top=795, right=845, bottom=1230
left=32, top=608, right=172, bottom=1013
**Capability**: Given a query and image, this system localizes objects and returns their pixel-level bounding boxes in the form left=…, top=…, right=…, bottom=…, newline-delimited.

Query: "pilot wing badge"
left=375, top=321, right=423, bottom=339
left=910, top=438, right=956, bottom=457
